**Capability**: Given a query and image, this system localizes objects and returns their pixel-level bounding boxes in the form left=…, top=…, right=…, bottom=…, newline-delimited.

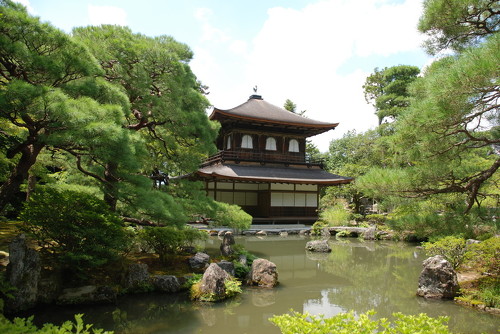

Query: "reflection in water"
left=25, top=237, right=499, bottom=334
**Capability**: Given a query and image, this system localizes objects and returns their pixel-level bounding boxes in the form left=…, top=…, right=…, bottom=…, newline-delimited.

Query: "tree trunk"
left=0, top=142, right=44, bottom=212
left=103, top=162, right=118, bottom=211
left=26, top=173, right=37, bottom=201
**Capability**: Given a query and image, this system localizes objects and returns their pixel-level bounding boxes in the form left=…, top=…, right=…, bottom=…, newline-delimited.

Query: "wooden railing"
left=201, top=150, right=324, bottom=167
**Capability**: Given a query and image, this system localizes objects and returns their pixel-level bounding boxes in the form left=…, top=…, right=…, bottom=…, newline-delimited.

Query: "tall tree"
left=71, top=26, right=219, bottom=222
left=419, top=0, right=499, bottom=54
left=0, top=0, right=130, bottom=211
left=325, top=129, right=389, bottom=213
left=363, top=65, right=420, bottom=125
left=283, top=98, right=306, bottom=115
left=359, top=32, right=499, bottom=214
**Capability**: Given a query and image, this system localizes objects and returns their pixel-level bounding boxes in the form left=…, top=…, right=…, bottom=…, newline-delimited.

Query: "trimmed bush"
left=213, top=202, right=252, bottom=230
left=422, top=236, right=467, bottom=270
left=139, top=226, right=207, bottom=263
left=464, top=236, right=500, bottom=276
left=19, top=187, right=129, bottom=277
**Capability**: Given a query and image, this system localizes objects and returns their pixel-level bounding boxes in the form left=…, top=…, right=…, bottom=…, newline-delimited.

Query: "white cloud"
left=229, top=40, right=248, bottom=56
left=14, top=0, right=35, bottom=14
left=240, top=0, right=424, bottom=151
left=190, top=0, right=427, bottom=151
left=88, top=5, right=127, bottom=26
left=194, top=7, right=229, bottom=43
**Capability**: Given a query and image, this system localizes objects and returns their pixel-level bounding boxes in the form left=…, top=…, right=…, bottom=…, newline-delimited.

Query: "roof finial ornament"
left=249, top=86, right=262, bottom=100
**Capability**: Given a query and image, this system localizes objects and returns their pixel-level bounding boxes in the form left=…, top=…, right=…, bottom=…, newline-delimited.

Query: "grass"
left=0, top=221, right=21, bottom=252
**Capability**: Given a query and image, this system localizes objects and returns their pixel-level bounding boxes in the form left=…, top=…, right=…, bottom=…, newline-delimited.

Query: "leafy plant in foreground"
left=0, top=313, right=112, bottom=333
left=269, top=309, right=453, bottom=334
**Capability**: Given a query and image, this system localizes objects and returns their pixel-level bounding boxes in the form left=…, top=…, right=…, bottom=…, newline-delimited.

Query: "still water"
left=28, top=236, right=499, bottom=333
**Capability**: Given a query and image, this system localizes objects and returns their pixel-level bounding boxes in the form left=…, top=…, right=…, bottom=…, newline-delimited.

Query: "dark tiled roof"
left=197, top=163, right=352, bottom=185
left=210, top=96, right=338, bottom=129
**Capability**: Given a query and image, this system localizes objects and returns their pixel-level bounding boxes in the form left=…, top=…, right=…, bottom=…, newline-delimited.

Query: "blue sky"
left=17, top=0, right=432, bottom=152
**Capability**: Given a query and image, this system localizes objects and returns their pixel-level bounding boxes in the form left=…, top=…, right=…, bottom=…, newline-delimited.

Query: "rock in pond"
left=5, top=234, right=41, bottom=313
left=198, top=263, right=230, bottom=301
left=151, top=275, right=180, bottom=293
left=247, top=258, right=278, bottom=288
left=57, top=285, right=117, bottom=305
left=220, top=231, right=235, bottom=256
left=189, top=252, right=210, bottom=271
left=123, top=263, right=150, bottom=290
left=363, top=226, right=377, bottom=240
left=217, top=260, right=235, bottom=276
left=417, top=255, right=459, bottom=299
left=305, top=239, right=331, bottom=253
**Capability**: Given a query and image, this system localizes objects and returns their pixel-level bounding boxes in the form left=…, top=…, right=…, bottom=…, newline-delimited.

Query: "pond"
left=26, top=236, right=499, bottom=333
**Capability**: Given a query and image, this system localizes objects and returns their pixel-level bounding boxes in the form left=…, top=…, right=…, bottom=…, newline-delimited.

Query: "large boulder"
left=217, top=260, right=235, bottom=276
left=123, top=263, right=150, bottom=290
left=189, top=252, right=210, bottom=271
left=220, top=231, right=235, bottom=256
left=198, top=263, right=230, bottom=301
left=57, top=285, right=117, bottom=305
left=417, top=255, right=459, bottom=299
left=5, top=234, right=41, bottom=313
left=151, top=275, right=180, bottom=293
left=247, top=258, right=278, bottom=288
left=305, top=239, right=331, bottom=253
left=363, top=226, right=377, bottom=240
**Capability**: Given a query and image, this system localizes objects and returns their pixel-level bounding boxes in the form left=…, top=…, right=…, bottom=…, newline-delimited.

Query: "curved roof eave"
left=197, top=170, right=352, bottom=185
left=211, top=109, right=339, bottom=130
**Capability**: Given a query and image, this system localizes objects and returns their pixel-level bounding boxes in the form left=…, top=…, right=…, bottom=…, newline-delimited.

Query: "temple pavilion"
left=196, top=94, right=352, bottom=224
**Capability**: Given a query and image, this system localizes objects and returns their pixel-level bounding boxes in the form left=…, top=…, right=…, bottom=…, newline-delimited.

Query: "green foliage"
left=458, top=276, right=500, bottom=308
left=418, top=0, right=500, bottom=54
left=464, top=236, right=500, bottom=276
left=365, top=214, right=386, bottom=224
left=363, top=65, right=420, bottom=125
left=422, top=236, right=467, bottom=269
left=0, top=1, right=132, bottom=212
left=233, top=262, right=250, bottom=280
left=223, top=277, right=242, bottom=299
left=325, top=129, right=389, bottom=215
left=181, top=274, right=203, bottom=290
left=269, top=309, right=453, bottom=334
left=319, top=204, right=351, bottom=226
left=0, top=313, right=112, bottom=334
left=190, top=276, right=241, bottom=302
left=311, top=221, right=328, bottom=236
left=231, top=244, right=258, bottom=266
left=19, top=187, right=129, bottom=276
left=139, top=226, right=207, bottom=263
left=212, top=202, right=252, bottom=231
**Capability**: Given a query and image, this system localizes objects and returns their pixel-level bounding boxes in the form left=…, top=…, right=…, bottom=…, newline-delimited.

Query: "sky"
left=15, top=0, right=433, bottom=152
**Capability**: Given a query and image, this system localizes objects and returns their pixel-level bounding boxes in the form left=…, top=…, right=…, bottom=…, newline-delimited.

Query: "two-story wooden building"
left=196, top=94, right=352, bottom=223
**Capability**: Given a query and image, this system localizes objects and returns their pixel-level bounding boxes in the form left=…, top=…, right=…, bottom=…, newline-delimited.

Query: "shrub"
left=422, top=236, right=467, bottom=270
left=233, top=262, right=250, bottom=280
left=213, top=202, right=252, bottom=231
left=311, top=221, right=328, bottom=236
left=139, top=226, right=208, bottom=263
left=365, top=214, right=386, bottom=224
left=319, top=204, right=351, bottom=226
left=0, top=313, right=112, bottom=333
left=19, top=187, right=129, bottom=277
left=269, top=310, right=453, bottom=334
left=232, top=244, right=258, bottom=266
left=464, top=236, right=500, bottom=276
